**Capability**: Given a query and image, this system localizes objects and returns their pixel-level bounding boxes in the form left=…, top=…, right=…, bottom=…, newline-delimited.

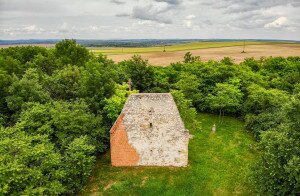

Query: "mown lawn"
left=80, top=113, right=258, bottom=195
left=90, top=41, right=291, bottom=55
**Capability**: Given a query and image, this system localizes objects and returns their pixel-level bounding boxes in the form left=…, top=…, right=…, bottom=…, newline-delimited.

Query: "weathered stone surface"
left=110, top=93, right=189, bottom=167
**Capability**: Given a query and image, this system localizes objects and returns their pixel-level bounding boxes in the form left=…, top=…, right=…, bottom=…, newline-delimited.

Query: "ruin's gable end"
left=110, top=93, right=189, bottom=167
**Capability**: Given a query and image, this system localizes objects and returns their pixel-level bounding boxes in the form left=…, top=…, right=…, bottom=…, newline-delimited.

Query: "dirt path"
left=108, top=44, right=300, bottom=66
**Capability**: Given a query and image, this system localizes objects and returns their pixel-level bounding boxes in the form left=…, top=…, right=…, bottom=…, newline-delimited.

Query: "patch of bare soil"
left=140, top=176, right=148, bottom=187
left=104, top=181, right=117, bottom=191
left=108, top=44, right=300, bottom=66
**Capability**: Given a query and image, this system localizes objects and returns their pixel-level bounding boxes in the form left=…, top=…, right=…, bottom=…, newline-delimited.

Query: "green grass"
left=80, top=113, right=258, bottom=196
left=90, top=41, right=292, bottom=55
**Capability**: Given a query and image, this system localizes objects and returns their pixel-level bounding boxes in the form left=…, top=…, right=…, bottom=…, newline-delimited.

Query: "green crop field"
left=89, top=41, right=290, bottom=55
left=80, top=113, right=258, bottom=195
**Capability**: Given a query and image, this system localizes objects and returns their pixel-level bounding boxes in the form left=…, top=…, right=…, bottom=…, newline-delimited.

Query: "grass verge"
left=80, top=113, right=257, bottom=196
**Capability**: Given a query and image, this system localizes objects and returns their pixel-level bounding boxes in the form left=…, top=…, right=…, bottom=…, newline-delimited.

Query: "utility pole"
left=242, top=40, right=246, bottom=53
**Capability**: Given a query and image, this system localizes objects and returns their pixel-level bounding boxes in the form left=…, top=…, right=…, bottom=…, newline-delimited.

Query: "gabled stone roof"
left=110, top=93, right=189, bottom=167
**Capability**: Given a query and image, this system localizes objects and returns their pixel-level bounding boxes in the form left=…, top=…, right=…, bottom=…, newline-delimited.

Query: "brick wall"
left=110, top=113, right=139, bottom=166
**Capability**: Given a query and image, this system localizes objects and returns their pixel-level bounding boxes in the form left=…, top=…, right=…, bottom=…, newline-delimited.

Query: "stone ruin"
left=110, top=93, right=189, bottom=167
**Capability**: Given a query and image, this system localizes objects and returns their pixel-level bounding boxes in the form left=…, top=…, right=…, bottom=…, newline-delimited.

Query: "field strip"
left=90, top=42, right=296, bottom=55
left=106, top=43, right=300, bottom=66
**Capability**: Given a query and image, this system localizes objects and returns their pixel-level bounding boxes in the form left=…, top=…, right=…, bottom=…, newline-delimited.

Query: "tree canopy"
left=0, top=41, right=299, bottom=195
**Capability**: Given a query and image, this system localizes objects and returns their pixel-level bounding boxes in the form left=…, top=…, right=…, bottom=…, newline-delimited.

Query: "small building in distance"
left=110, top=93, right=189, bottom=167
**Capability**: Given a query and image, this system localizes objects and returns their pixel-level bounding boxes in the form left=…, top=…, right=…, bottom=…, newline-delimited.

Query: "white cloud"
left=22, top=25, right=45, bottom=34
left=130, top=0, right=185, bottom=24
left=186, top=14, right=196, bottom=20
left=110, top=0, right=125, bottom=5
left=184, top=20, right=193, bottom=28
left=0, top=0, right=299, bottom=40
left=264, top=17, right=288, bottom=28
left=183, top=14, right=199, bottom=29
left=1, top=25, right=45, bottom=35
left=60, top=22, right=68, bottom=29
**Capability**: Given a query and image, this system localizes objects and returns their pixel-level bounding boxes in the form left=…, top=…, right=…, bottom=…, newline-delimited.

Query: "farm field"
left=80, top=113, right=257, bottom=196
left=90, top=41, right=289, bottom=54
left=104, top=43, right=300, bottom=66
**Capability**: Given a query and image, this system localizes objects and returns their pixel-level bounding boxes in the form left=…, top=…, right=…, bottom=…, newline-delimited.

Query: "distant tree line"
left=0, top=40, right=299, bottom=195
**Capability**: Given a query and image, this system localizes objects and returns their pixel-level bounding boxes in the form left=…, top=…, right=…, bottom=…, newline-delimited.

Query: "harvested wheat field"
left=107, top=44, right=300, bottom=66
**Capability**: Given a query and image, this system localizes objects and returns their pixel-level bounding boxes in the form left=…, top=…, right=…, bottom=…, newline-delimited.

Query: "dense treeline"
left=0, top=40, right=299, bottom=195
left=0, top=40, right=131, bottom=195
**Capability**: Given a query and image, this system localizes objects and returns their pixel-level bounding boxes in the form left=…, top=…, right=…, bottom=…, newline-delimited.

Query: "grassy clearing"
left=80, top=113, right=258, bottom=196
left=90, top=41, right=291, bottom=55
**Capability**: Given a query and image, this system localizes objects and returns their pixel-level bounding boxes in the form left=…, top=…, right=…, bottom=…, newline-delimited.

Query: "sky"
left=0, top=0, right=299, bottom=40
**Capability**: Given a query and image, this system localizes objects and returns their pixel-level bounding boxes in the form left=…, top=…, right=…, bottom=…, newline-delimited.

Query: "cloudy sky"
left=0, top=0, right=299, bottom=40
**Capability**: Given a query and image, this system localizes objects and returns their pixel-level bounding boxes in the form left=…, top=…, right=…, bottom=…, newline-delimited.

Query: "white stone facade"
left=114, top=93, right=189, bottom=167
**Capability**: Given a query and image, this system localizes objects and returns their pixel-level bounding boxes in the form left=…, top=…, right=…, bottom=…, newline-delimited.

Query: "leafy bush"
left=17, top=101, right=106, bottom=152
left=120, top=55, right=155, bottom=92
left=104, top=83, right=138, bottom=124
left=0, top=40, right=109, bottom=194
left=174, top=73, right=203, bottom=108
left=6, top=68, right=51, bottom=122
left=63, top=136, right=96, bottom=194
left=171, top=90, right=199, bottom=129
left=183, top=52, right=200, bottom=63
left=0, top=127, right=65, bottom=195
left=250, top=93, right=300, bottom=195
left=207, top=81, right=243, bottom=115
left=54, top=39, right=90, bottom=66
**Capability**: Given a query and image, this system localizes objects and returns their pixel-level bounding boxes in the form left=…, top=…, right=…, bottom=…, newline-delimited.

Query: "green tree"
left=150, top=67, right=171, bottom=93
left=104, top=82, right=138, bottom=123
left=78, top=60, right=117, bottom=114
left=44, top=65, right=81, bottom=100
left=259, top=57, right=300, bottom=92
left=242, top=57, right=261, bottom=72
left=171, top=90, right=199, bottom=129
left=0, top=69, right=11, bottom=125
left=245, top=111, right=285, bottom=139
left=244, top=84, right=289, bottom=137
left=54, top=39, right=90, bottom=66
left=6, top=68, right=50, bottom=117
left=220, top=57, right=234, bottom=65
left=0, top=46, right=47, bottom=65
left=183, top=52, right=200, bottom=63
left=27, top=51, right=59, bottom=75
left=207, top=82, right=243, bottom=115
left=121, top=55, right=155, bottom=92
left=175, top=73, right=203, bottom=108
left=244, top=84, right=289, bottom=115
left=0, top=127, right=65, bottom=195
left=250, top=93, right=300, bottom=195
left=63, top=136, right=95, bottom=194
left=0, top=56, right=23, bottom=76
left=16, top=101, right=106, bottom=152
left=0, top=46, right=48, bottom=77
